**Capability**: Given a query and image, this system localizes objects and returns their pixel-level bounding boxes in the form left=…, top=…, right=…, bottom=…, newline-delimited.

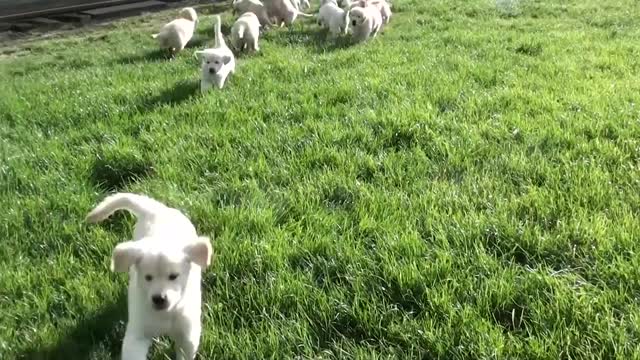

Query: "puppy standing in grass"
left=232, top=0, right=273, bottom=28
left=317, top=2, right=350, bottom=39
left=194, top=16, right=236, bottom=91
left=349, top=3, right=382, bottom=42
left=264, top=0, right=314, bottom=27
left=152, top=7, right=198, bottom=58
left=86, top=193, right=213, bottom=360
left=231, top=12, right=262, bottom=53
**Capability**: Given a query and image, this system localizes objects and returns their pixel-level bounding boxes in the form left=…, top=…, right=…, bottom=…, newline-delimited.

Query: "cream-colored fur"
left=232, top=0, right=273, bottom=27
left=86, top=193, right=213, bottom=360
left=264, top=0, right=313, bottom=26
left=151, top=7, right=198, bottom=57
left=231, top=12, right=262, bottom=53
left=349, top=4, right=382, bottom=42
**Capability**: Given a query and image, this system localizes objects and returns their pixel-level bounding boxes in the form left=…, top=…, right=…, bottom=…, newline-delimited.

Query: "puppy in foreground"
left=231, top=12, right=262, bottom=53
left=349, top=3, right=382, bottom=42
left=264, top=0, right=314, bottom=27
left=195, top=16, right=236, bottom=91
left=318, top=2, right=350, bottom=39
left=152, top=7, right=198, bottom=58
left=86, top=193, right=213, bottom=360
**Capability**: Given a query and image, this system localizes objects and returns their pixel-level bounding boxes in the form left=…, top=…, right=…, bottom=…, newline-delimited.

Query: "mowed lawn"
left=1, top=0, right=640, bottom=358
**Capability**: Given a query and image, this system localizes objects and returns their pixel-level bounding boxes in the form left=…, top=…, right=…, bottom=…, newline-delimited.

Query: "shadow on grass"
left=138, top=79, right=201, bottom=111
left=264, top=24, right=354, bottom=53
left=90, top=151, right=156, bottom=192
left=18, top=293, right=127, bottom=360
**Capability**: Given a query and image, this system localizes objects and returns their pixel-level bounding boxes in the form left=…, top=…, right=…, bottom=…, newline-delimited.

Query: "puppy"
left=86, top=193, right=213, bottom=360
left=349, top=4, right=382, bottom=42
left=232, top=0, right=273, bottom=27
left=152, top=7, right=198, bottom=57
left=195, top=15, right=236, bottom=91
left=317, top=2, right=350, bottom=38
left=264, top=0, right=314, bottom=26
left=350, top=0, right=391, bottom=23
left=231, top=12, right=262, bottom=53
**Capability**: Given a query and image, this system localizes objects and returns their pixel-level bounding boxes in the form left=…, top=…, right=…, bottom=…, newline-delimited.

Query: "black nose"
left=352, top=20, right=356, bottom=26
left=151, top=295, right=167, bottom=309
left=208, top=68, right=216, bottom=74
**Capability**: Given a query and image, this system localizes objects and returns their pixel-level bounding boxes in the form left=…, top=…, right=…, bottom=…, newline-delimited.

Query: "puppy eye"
left=206, top=61, right=210, bottom=64
left=214, top=61, right=219, bottom=65
left=145, top=275, right=153, bottom=282
left=168, top=273, right=179, bottom=281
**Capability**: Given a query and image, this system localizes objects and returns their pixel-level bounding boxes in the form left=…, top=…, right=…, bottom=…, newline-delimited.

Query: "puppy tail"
left=214, top=15, right=226, bottom=48
left=151, top=33, right=159, bottom=39
left=86, top=193, right=166, bottom=224
left=237, top=24, right=245, bottom=39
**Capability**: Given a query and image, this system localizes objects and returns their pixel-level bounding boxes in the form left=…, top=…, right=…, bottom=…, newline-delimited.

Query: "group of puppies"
left=91, top=1, right=394, bottom=359
left=152, top=0, right=392, bottom=94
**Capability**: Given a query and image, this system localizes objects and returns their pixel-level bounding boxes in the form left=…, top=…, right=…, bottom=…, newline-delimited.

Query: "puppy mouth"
left=153, top=303, right=169, bottom=311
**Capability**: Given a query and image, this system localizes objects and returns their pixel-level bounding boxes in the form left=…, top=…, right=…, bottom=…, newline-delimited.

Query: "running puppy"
left=86, top=193, right=213, bottom=360
left=232, top=0, right=273, bottom=27
left=350, top=0, right=391, bottom=24
left=231, top=12, right=262, bottom=53
left=264, top=0, right=313, bottom=26
left=318, top=2, right=350, bottom=39
left=195, top=15, right=236, bottom=91
left=349, top=3, right=382, bottom=42
left=152, top=7, right=198, bottom=58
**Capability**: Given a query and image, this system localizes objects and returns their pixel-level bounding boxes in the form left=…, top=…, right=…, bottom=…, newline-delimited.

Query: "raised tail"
left=214, top=15, right=226, bottom=48
left=86, top=193, right=166, bottom=223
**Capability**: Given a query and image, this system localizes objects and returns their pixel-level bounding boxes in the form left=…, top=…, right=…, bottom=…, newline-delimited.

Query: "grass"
left=1, top=0, right=640, bottom=358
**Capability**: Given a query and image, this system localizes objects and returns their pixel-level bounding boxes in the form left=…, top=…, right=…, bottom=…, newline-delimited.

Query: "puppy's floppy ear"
left=222, top=55, right=232, bottom=65
left=111, top=241, right=143, bottom=272
left=184, top=236, right=213, bottom=269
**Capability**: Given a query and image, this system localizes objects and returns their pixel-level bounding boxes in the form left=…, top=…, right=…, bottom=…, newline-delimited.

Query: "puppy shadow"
left=139, top=79, right=201, bottom=111
left=18, top=293, right=127, bottom=360
left=116, top=48, right=170, bottom=64
left=89, top=152, right=155, bottom=192
left=265, top=25, right=353, bottom=53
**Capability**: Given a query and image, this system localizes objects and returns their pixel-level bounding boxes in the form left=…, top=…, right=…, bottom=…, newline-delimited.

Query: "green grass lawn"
left=1, top=0, right=640, bottom=358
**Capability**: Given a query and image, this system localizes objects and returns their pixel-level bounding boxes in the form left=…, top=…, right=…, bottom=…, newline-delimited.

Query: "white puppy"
left=318, top=2, right=350, bottom=38
left=86, top=193, right=213, bottom=360
left=350, top=0, right=391, bottom=23
left=195, top=16, right=236, bottom=91
left=231, top=12, right=262, bottom=53
left=232, top=0, right=273, bottom=27
left=264, top=0, right=313, bottom=26
left=349, top=4, right=382, bottom=42
left=152, top=7, right=198, bottom=57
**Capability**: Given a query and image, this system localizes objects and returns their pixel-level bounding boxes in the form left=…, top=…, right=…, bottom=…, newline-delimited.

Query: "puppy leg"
left=201, top=80, right=213, bottom=93
left=121, top=330, right=151, bottom=360
left=175, top=325, right=201, bottom=360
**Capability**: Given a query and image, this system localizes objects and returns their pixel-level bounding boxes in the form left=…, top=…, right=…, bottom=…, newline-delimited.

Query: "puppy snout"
left=208, top=68, right=216, bottom=74
left=352, top=20, right=357, bottom=26
left=151, top=294, right=168, bottom=309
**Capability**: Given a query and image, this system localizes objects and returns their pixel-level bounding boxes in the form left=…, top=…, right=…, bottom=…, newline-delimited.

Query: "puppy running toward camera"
left=317, top=2, right=350, bottom=39
left=350, top=0, right=391, bottom=24
left=231, top=12, right=262, bottom=53
left=349, top=3, right=382, bottom=42
left=264, top=0, right=313, bottom=27
left=232, top=0, right=273, bottom=28
left=86, top=193, right=213, bottom=360
left=195, top=16, right=235, bottom=91
left=152, top=7, right=198, bottom=58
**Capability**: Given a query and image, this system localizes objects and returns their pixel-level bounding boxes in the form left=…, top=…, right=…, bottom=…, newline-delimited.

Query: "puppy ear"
left=222, top=55, right=232, bottom=65
left=111, top=241, right=143, bottom=272
left=184, top=236, right=213, bottom=269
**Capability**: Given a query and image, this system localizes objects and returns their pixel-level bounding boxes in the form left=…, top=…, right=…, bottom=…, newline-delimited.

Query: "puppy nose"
left=208, top=68, right=216, bottom=74
left=151, top=294, right=167, bottom=308
left=352, top=20, right=357, bottom=26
